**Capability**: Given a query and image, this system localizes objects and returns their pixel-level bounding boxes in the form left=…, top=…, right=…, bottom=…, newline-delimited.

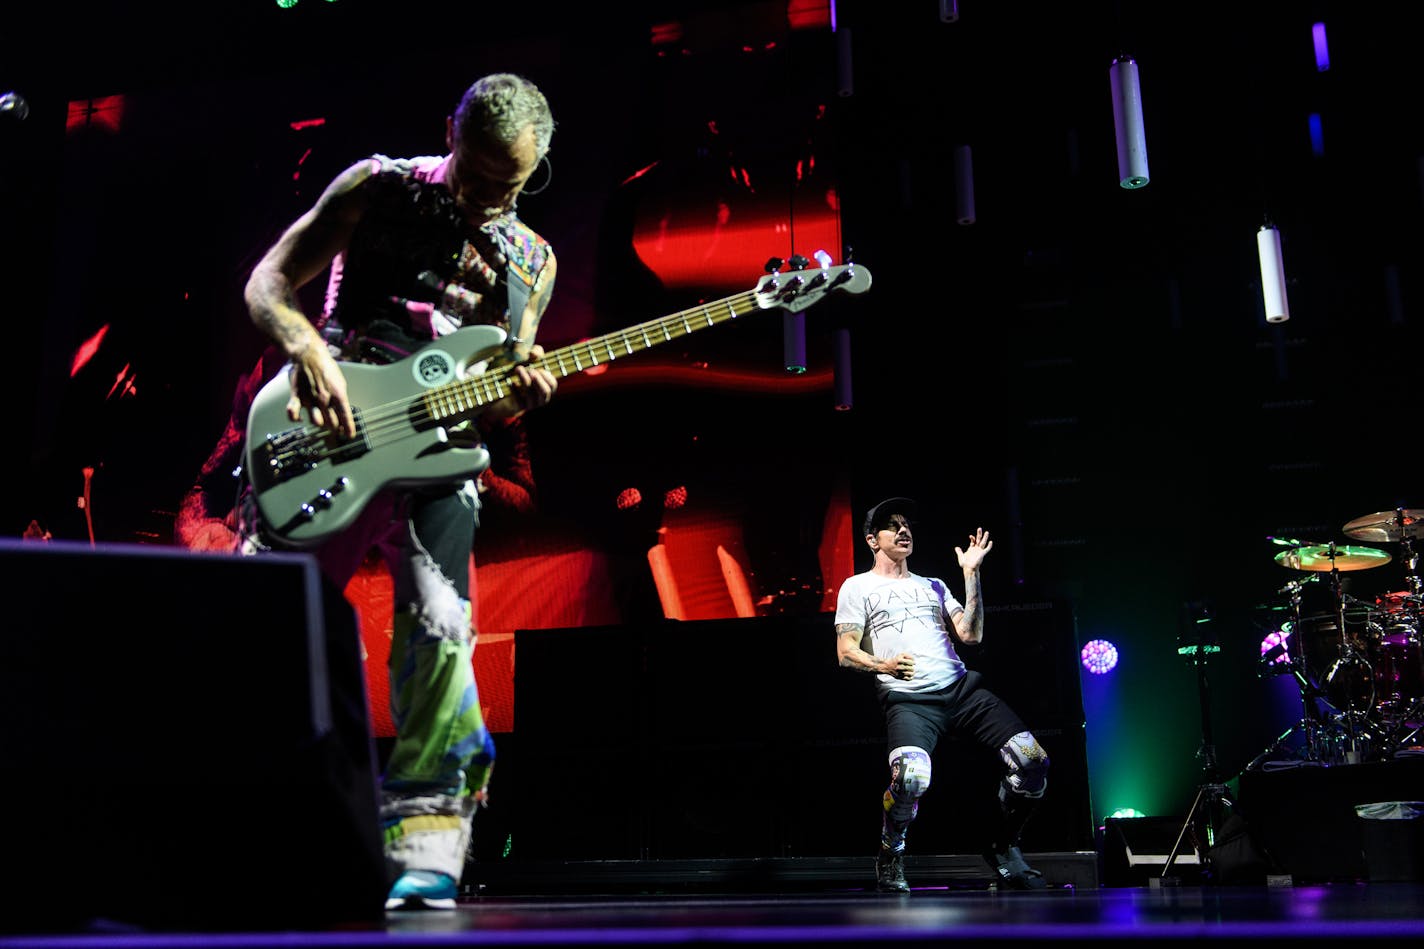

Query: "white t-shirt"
left=834, top=570, right=967, bottom=694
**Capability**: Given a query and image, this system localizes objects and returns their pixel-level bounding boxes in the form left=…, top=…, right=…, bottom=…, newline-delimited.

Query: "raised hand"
left=954, top=527, right=992, bottom=571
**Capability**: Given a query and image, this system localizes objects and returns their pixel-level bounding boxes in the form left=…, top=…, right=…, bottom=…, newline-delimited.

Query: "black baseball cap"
left=863, top=497, right=918, bottom=537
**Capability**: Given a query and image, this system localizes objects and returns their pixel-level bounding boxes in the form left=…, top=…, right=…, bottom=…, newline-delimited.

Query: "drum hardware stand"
left=1388, top=507, right=1423, bottom=596
left=1381, top=518, right=1422, bottom=756
left=1239, top=683, right=1332, bottom=773
left=1163, top=606, right=1236, bottom=882
left=1318, top=555, right=1380, bottom=762
left=1379, top=701, right=1424, bottom=754
left=1241, top=577, right=1332, bottom=771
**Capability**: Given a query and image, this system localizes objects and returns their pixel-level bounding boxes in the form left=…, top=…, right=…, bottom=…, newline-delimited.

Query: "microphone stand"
left=1162, top=616, right=1235, bottom=882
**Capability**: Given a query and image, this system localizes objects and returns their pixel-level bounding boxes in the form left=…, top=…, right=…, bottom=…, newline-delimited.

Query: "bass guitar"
left=245, top=260, right=872, bottom=547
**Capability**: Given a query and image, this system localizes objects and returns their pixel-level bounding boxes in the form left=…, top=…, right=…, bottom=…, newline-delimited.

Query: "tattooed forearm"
left=836, top=623, right=882, bottom=673
left=959, top=570, right=984, bottom=642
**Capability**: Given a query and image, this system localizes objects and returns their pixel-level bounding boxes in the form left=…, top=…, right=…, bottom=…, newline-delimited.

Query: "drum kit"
left=1254, top=507, right=1424, bottom=767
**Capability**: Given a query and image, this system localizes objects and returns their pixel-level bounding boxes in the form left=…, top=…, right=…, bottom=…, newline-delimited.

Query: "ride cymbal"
left=1274, top=544, right=1392, bottom=572
left=1342, top=509, right=1424, bottom=542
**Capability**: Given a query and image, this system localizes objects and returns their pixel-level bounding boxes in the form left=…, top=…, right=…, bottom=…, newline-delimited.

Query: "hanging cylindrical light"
left=1109, top=56, right=1149, bottom=189
left=833, top=326, right=853, bottom=410
left=1257, top=224, right=1290, bottom=324
left=1312, top=21, right=1330, bottom=72
left=1385, top=264, right=1404, bottom=325
left=1307, top=113, right=1325, bottom=157
left=836, top=28, right=854, bottom=97
left=939, top=0, right=960, bottom=22
left=953, top=144, right=975, bottom=225
left=784, top=312, right=807, bottom=373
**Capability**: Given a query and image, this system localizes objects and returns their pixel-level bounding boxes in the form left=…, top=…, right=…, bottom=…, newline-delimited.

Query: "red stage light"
left=66, top=96, right=124, bottom=134
left=70, top=324, right=109, bottom=377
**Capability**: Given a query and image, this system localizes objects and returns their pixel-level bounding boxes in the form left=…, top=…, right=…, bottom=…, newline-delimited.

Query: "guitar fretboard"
left=422, top=288, right=762, bottom=421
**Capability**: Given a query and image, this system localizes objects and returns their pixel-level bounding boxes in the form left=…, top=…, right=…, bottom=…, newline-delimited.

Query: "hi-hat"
left=1274, top=544, right=1392, bottom=572
left=1342, top=509, right=1424, bottom=542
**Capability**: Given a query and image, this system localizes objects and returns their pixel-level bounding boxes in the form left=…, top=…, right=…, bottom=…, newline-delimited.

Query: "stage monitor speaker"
left=1099, top=816, right=1204, bottom=887
left=0, top=540, right=385, bottom=932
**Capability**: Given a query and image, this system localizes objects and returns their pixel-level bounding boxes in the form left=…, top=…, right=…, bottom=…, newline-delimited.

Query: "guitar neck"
left=432, top=287, right=762, bottom=417
left=417, top=261, right=872, bottom=426
left=542, top=290, right=761, bottom=379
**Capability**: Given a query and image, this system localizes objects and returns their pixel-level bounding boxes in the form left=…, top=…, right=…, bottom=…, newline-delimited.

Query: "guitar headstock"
left=751, top=254, right=873, bottom=313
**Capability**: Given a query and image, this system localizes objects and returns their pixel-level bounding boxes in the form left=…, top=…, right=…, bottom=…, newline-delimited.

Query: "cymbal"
left=1274, top=544, right=1392, bottom=572
left=1342, top=509, right=1424, bottom=542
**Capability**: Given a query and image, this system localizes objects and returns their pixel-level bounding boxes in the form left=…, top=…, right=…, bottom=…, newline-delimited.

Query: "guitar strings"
left=280, top=288, right=773, bottom=464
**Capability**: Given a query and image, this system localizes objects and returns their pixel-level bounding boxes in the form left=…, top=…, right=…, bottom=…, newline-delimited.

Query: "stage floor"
left=6, top=881, right=1424, bottom=948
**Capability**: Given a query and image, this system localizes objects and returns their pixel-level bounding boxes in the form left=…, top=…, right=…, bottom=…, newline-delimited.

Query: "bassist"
left=238, top=73, right=560, bottom=911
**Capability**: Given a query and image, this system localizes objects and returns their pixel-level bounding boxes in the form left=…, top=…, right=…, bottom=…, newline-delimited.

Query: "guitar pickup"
left=255, top=412, right=370, bottom=488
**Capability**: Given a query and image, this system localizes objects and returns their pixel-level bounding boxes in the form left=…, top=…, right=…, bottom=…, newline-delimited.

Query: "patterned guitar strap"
left=485, top=218, right=546, bottom=351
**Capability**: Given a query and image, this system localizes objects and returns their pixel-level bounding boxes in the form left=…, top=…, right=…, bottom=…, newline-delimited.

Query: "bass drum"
left=1292, top=582, right=1375, bottom=713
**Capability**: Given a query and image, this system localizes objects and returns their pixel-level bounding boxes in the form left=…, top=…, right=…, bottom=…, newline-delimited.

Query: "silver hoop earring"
left=522, top=154, right=553, bottom=196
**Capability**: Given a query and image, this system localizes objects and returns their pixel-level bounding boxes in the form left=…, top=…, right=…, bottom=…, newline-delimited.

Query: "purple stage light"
left=1081, top=638, right=1119, bottom=674
left=1260, top=626, right=1292, bottom=666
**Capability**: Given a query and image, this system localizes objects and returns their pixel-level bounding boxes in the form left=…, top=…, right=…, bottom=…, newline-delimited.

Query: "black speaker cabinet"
left=0, top=540, right=385, bottom=931
left=1238, top=757, right=1424, bottom=883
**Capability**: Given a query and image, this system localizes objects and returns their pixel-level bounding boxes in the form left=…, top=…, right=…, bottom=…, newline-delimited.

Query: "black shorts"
left=880, top=670, right=1027, bottom=758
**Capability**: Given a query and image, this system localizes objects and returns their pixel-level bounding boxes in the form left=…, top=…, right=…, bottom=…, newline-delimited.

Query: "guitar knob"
left=299, top=503, right=316, bottom=521
left=330, top=477, right=349, bottom=493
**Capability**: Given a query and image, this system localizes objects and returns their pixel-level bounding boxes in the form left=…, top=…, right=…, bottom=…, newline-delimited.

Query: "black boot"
left=875, top=847, right=910, bottom=893
left=983, top=844, right=1047, bottom=889
left=983, top=793, right=1047, bottom=889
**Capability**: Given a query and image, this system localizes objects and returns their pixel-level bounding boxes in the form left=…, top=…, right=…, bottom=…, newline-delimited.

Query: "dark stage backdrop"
left=6, top=0, right=1424, bottom=833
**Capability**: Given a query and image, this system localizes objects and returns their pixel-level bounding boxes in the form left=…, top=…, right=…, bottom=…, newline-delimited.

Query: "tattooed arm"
left=949, top=527, right=992, bottom=644
left=837, top=623, right=915, bottom=680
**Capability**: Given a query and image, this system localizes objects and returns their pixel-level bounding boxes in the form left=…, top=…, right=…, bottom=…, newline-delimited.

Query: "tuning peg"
left=788, top=254, right=810, bottom=270
left=764, top=257, right=785, bottom=274
left=813, top=249, right=832, bottom=269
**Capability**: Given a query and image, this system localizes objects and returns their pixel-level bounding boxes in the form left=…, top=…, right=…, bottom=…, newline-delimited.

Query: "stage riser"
left=507, top=605, right=1093, bottom=865
left=466, top=853, right=1100, bottom=893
